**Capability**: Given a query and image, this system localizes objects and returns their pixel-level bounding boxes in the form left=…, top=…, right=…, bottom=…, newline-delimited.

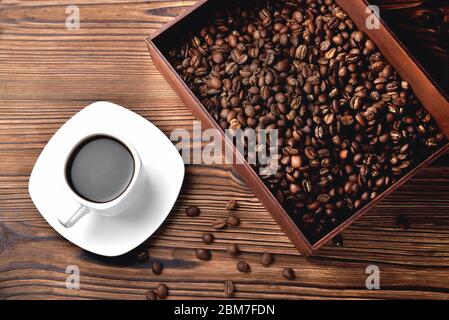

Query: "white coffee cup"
left=58, top=132, right=144, bottom=228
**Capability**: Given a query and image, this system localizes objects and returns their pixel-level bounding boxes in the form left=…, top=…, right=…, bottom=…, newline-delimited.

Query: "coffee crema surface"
left=66, top=136, right=135, bottom=203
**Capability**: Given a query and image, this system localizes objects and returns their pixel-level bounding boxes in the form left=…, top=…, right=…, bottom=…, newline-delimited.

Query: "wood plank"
left=1, top=0, right=449, bottom=299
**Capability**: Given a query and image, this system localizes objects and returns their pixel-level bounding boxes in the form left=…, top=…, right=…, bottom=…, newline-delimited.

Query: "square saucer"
left=29, top=101, right=185, bottom=256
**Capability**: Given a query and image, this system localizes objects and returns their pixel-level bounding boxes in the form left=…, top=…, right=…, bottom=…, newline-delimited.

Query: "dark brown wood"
left=147, top=0, right=449, bottom=256
left=1, top=0, right=449, bottom=300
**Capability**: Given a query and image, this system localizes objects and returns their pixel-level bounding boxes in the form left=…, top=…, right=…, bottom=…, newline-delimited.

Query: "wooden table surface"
left=1, top=0, right=449, bottom=300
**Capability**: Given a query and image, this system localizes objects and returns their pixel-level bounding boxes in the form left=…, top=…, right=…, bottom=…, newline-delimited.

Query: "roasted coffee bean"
left=341, top=115, right=354, bottom=126
left=317, top=193, right=331, bottom=204
left=207, top=76, right=222, bottom=90
left=196, top=248, right=212, bottom=261
left=213, top=218, right=228, bottom=229
left=291, top=155, right=302, bottom=169
left=227, top=215, right=240, bottom=227
left=339, top=149, right=349, bottom=161
left=212, top=51, right=224, bottom=64
left=146, top=290, right=158, bottom=300
left=152, top=262, right=163, bottom=275
left=307, top=200, right=320, bottom=211
left=261, top=252, right=274, bottom=267
left=156, top=284, right=169, bottom=299
left=169, top=0, right=446, bottom=245
left=224, top=281, right=235, bottom=297
left=186, top=206, right=201, bottom=217
left=226, top=199, right=238, bottom=211
left=202, top=233, right=214, bottom=244
left=319, top=40, right=331, bottom=52
left=305, top=147, right=317, bottom=160
left=351, top=31, right=364, bottom=43
left=282, top=268, right=295, bottom=280
left=237, top=261, right=250, bottom=273
left=295, top=45, right=307, bottom=60
left=275, top=59, right=289, bottom=72
left=292, top=10, right=303, bottom=23
left=426, top=137, right=438, bottom=148
left=227, top=243, right=240, bottom=256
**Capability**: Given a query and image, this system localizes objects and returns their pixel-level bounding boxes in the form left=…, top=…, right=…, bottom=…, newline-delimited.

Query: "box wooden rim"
left=145, top=0, right=449, bottom=255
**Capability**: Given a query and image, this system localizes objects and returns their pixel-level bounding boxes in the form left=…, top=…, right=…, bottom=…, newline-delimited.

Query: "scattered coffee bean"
left=169, top=0, right=446, bottom=244
left=152, top=262, right=163, bottom=275
left=261, top=252, right=274, bottom=267
left=282, top=268, right=295, bottom=280
left=227, top=215, right=240, bottom=227
left=213, top=218, right=228, bottom=230
left=186, top=206, right=201, bottom=217
left=196, top=248, right=212, bottom=261
left=202, top=233, right=214, bottom=244
left=224, top=281, right=235, bottom=297
left=237, top=261, right=250, bottom=273
left=227, top=243, right=240, bottom=256
left=146, top=290, right=158, bottom=300
left=136, top=251, right=149, bottom=263
left=226, top=200, right=238, bottom=211
left=156, top=284, right=169, bottom=299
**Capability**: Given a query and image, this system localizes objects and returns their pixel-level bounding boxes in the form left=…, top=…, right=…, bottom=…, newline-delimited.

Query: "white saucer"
left=29, top=101, right=185, bottom=256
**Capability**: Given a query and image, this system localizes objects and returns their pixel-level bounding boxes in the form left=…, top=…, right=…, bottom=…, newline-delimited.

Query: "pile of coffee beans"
left=168, top=0, right=446, bottom=243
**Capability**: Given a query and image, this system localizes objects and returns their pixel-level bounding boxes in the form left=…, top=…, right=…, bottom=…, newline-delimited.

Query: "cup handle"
left=58, top=204, right=91, bottom=228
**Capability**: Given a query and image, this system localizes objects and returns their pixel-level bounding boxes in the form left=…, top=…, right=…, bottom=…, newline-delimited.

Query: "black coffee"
left=66, top=135, right=135, bottom=203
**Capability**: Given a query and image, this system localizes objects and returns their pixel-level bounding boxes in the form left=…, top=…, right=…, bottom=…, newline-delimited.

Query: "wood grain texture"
left=1, top=0, right=449, bottom=300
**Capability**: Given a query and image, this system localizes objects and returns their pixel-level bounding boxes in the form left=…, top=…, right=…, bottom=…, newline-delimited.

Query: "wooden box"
left=145, top=0, right=449, bottom=255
